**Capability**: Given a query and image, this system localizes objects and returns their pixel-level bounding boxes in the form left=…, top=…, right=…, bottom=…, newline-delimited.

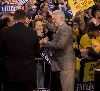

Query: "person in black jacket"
left=0, top=17, right=10, bottom=91
left=0, top=9, right=39, bottom=91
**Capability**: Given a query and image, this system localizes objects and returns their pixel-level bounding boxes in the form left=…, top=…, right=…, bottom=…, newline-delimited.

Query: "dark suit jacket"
left=46, top=23, right=75, bottom=71
left=0, top=22, right=39, bottom=82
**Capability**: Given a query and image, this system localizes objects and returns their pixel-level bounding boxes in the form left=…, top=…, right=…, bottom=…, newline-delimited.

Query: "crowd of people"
left=0, top=0, right=100, bottom=91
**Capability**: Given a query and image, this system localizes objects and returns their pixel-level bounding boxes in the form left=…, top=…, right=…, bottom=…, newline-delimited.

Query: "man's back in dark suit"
left=0, top=22, right=39, bottom=91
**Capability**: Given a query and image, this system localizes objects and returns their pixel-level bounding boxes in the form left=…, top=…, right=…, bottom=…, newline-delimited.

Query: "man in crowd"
left=0, top=9, right=39, bottom=91
left=40, top=10, right=75, bottom=91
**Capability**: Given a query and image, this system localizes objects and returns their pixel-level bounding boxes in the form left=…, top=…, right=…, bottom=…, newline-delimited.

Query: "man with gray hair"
left=40, top=10, right=75, bottom=91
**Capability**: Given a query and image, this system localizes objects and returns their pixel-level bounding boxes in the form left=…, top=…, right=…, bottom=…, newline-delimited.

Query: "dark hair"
left=46, top=12, right=52, bottom=19
left=0, top=17, right=10, bottom=30
left=13, top=9, right=27, bottom=20
left=87, top=22, right=100, bottom=32
left=87, top=22, right=96, bottom=31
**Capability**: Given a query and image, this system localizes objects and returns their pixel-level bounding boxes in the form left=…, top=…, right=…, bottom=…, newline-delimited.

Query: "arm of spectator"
left=87, top=47, right=100, bottom=59
left=79, top=12, right=85, bottom=30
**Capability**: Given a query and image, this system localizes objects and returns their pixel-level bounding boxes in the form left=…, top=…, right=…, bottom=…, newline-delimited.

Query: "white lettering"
left=1, top=7, right=4, bottom=11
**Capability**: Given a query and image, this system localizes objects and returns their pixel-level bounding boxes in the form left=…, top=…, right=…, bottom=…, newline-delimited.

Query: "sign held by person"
left=68, top=0, right=95, bottom=16
left=0, top=4, right=19, bottom=13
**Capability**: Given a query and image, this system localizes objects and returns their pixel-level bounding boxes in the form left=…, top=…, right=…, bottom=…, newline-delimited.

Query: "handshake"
left=39, top=37, right=49, bottom=48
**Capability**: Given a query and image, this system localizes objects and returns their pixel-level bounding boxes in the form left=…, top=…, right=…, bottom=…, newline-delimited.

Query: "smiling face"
left=52, top=10, right=65, bottom=27
left=52, top=15, right=62, bottom=27
left=35, top=21, right=43, bottom=33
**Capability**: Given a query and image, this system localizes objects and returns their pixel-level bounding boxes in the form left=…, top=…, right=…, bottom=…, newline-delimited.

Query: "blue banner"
left=0, top=4, right=19, bottom=13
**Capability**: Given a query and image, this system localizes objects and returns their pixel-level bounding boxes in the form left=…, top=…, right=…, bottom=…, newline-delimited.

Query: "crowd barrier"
left=35, top=57, right=100, bottom=91
left=35, top=58, right=51, bottom=91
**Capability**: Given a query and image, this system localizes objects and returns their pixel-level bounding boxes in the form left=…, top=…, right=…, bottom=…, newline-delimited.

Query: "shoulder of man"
left=59, top=23, right=72, bottom=32
left=1, top=26, right=11, bottom=33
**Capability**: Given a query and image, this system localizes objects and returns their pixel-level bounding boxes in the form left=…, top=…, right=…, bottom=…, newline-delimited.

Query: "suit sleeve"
left=0, top=31, right=5, bottom=61
left=33, top=31, right=40, bottom=57
left=46, top=26, right=72, bottom=49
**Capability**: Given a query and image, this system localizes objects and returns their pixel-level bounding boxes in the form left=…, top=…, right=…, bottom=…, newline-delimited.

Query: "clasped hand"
left=39, top=37, right=48, bottom=47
